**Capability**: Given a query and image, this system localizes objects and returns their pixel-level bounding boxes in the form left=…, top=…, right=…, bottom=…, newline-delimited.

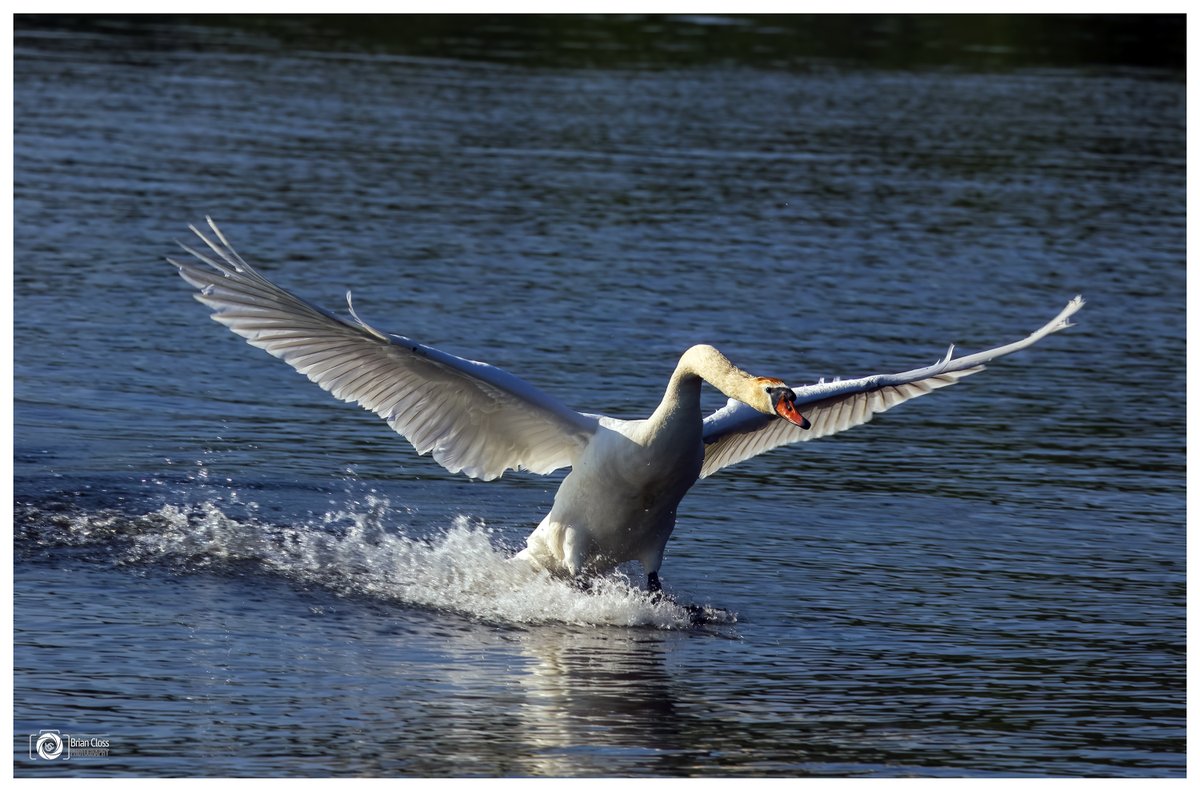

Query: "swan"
left=170, top=218, right=1084, bottom=593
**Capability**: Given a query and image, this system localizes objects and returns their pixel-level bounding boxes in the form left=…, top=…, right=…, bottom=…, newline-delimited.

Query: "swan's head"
left=755, top=378, right=811, bottom=429
left=678, top=345, right=812, bottom=429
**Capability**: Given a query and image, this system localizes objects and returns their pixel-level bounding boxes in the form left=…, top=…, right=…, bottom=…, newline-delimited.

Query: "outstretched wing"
left=700, top=297, right=1084, bottom=478
left=170, top=218, right=598, bottom=481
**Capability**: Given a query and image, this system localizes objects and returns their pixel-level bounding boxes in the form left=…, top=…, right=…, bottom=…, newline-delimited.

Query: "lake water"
left=13, top=16, right=1185, bottom=777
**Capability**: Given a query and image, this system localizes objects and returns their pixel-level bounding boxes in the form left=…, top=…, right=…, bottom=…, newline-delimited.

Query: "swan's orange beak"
left=773, top=390, right=811, bottom=429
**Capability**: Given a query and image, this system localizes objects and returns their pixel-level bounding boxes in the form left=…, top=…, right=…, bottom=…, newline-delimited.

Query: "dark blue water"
left=13, top=16, right=1185, bottom=777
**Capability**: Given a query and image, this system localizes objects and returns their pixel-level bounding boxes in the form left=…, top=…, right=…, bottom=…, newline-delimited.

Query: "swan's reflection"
left=363, top=601, right=732, bottom=775
left=510, top=624, right=685, bottom=776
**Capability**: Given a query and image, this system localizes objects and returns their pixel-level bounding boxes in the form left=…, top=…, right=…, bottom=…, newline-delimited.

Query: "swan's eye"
left=766, top=386, right=794, bottom=406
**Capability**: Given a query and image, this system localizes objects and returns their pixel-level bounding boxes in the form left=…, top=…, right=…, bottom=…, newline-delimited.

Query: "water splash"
left=16, top=496, right=732, bottom=630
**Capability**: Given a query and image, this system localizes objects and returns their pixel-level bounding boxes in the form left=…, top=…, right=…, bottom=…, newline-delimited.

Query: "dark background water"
left=13, top=15, right=1185, bottom=777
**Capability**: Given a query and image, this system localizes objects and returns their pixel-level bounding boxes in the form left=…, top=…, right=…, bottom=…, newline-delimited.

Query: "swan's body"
left=171, top=219, right=1084, bottom=591
left=519, top=345, right=755, bottom=583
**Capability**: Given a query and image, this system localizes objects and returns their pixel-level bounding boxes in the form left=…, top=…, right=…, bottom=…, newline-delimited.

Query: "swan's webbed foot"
left=647, top=571, right=736, bottom=625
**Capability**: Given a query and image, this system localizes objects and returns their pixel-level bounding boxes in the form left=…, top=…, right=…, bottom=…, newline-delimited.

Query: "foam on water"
left=18, top=495, right=731, bottom=630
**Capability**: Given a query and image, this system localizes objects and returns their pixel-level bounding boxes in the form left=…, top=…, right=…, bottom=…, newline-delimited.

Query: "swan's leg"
left=647, top=572, right=676, bottom=605
left=642, top=540, right=668, bottom=595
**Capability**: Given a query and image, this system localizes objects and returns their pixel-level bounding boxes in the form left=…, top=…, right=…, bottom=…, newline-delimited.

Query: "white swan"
left=170, top=218, right=1084, bottom=592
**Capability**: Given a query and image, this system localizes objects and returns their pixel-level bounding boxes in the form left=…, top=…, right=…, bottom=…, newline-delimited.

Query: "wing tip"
left=1053, top=294, right=1086, bottom=331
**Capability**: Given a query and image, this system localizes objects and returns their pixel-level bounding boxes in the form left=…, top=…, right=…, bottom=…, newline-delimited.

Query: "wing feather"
left=700, top=297, right=1084, bottom=477
left=170, top=218, right=597, bottom=481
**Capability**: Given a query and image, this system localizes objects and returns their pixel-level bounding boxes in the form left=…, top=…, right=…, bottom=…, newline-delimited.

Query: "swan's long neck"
left=675, top=344, right=763, bottom=400
left=647, top=344, right=766, bottom=435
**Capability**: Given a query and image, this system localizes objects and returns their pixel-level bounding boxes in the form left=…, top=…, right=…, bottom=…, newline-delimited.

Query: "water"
left=13, top=16, right=1185, bottom=777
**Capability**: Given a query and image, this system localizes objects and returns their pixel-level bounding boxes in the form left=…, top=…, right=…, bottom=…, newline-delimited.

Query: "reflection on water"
left=512, top=628, right=682, bottom=776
